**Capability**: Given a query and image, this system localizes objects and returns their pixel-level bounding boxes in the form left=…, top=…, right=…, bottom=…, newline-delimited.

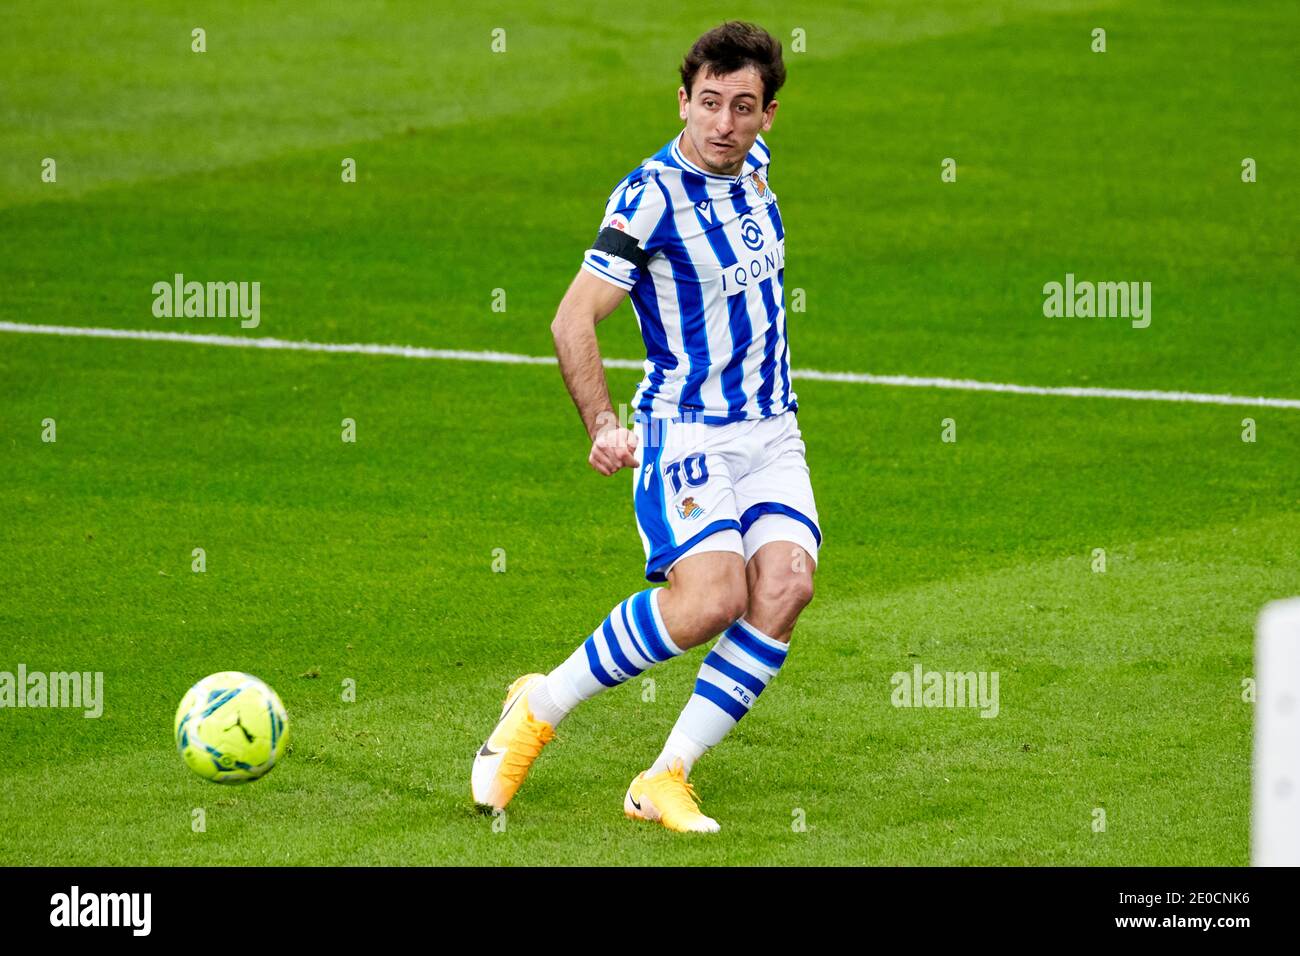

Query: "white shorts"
left=631, top=410, right=821, bottom=582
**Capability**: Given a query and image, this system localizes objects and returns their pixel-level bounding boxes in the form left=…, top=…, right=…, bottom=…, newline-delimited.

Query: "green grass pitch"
left=1, top=0, right=1296, bottom=865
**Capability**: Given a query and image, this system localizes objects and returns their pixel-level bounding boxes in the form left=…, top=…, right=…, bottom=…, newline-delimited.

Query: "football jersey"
left=581, top=130, right=795, bottom=424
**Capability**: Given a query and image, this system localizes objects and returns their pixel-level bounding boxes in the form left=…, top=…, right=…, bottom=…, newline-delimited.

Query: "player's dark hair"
left=680, top=21, right=786, bottom=108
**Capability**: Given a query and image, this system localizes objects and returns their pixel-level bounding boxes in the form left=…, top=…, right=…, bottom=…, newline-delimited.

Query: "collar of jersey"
left=671, top=131, right=747, bottom=183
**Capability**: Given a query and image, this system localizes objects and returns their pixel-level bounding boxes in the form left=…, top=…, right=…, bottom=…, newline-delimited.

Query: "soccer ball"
left=174, top=671, right=289, bottom=783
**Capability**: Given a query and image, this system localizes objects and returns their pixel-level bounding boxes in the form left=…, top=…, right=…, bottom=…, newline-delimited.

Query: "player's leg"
left=471, top=547, right=745, bottom=812
left=528, top=416, right=747, bottom=721
left=527, top=547, right=746, bottom=728
left=740, top=529, right=817, bottom=643
left=471, top=417, right=744, bottom=811
left=654, top=548, right=748, bottom=646
left=644, top=529, right=816, bottom=763
left=629, top=413, right=820, bottom=830
left=622, top=546, right=755, bottom=833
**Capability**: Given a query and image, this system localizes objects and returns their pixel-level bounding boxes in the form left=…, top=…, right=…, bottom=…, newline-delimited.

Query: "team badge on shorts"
left=676, top=497, right=703, bottom=520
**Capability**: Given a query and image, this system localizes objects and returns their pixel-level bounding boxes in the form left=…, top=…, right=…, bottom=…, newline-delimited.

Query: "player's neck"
left=677, top=130, right=744, bottom=178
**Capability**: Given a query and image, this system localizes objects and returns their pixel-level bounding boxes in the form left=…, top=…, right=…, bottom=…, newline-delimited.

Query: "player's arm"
left=550, top=269, right=640, bottom=476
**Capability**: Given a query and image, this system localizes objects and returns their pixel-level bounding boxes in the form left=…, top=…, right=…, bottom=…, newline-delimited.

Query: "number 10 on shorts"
left=665, top=453, right=709, bottom=494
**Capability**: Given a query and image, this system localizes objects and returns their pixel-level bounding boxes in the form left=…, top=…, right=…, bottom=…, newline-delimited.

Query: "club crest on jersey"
left=753, top=174, right=767, bottom=196
left=676, top=497, right=704, bottom=520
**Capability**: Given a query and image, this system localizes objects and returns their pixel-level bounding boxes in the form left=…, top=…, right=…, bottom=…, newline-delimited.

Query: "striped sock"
left=529, top=588, right=683, bottom=726
left=648, top=619, right=788, bottom=777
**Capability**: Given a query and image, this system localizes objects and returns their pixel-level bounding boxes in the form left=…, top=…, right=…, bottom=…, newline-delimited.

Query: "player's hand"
left=589, top=423, right=640, bottom=476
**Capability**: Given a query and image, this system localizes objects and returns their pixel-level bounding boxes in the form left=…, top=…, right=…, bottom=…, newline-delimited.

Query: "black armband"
left=592, top=227, right=651, bottom=270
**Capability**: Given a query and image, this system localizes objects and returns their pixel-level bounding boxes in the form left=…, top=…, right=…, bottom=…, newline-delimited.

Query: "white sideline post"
left=1252, top=598, right=1300, bottom=866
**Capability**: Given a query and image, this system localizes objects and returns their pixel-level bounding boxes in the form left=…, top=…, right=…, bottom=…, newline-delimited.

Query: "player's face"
left=678, top=65, right=777, bottom=176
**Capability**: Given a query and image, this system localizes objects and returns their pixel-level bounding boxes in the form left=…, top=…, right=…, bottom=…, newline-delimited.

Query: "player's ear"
left=761, top=99, right=778, bottom=130
left=678, top=86, right=689, bottom=120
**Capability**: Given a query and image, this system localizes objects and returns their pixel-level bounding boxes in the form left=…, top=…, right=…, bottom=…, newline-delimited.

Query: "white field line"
left=2, top=320, right=1297, bottom=410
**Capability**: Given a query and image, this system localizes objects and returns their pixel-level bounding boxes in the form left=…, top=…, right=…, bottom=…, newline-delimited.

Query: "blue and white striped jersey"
left=581, top=130, right=796, bottom=424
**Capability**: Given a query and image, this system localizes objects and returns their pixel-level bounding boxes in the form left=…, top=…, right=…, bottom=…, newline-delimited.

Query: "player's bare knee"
left=662, top=570, right=745, bottom=645
left=717, top=586, right=750, bottom=632
left=752, top=568, right=813, bottom=618
left=792, top=570, right=814, bottom=610
left=689, top=579, right=747, bottom=637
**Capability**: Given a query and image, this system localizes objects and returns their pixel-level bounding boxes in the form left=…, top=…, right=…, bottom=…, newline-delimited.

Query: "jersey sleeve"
left=581, top=173, right=668, bottom=291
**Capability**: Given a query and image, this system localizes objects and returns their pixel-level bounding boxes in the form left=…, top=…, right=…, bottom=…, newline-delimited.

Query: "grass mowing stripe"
left=2, top=320, right=1298, bottom=411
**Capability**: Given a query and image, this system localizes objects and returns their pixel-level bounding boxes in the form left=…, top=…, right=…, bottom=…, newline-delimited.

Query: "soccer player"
left=472, top=21, right=819, bottom=833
